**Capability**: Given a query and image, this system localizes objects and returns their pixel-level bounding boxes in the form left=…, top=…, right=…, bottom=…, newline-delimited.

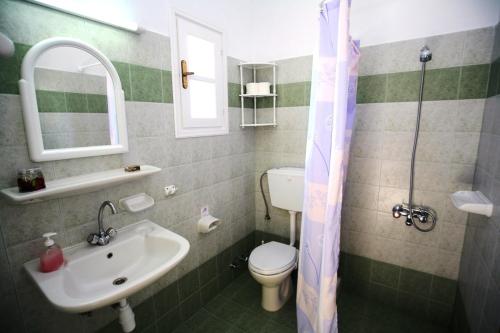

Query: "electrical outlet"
left=164, top=185, right=177, bottom=196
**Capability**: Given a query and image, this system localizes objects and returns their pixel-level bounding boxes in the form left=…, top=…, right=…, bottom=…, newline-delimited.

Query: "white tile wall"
left=358, top=27, right=494, bottom=76
left=0, top=5, right=257, bottom=328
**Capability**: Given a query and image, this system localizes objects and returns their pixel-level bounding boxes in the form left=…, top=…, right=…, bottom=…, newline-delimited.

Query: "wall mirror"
left=19, top=37, right=128, bottom=162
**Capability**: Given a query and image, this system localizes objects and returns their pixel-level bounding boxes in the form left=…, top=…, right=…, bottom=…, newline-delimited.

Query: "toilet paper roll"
left=197, top=215, right=220, bottom=233
left=246, top=82, right=258, bottom=95
left=257, top=82, right=271, bottom=95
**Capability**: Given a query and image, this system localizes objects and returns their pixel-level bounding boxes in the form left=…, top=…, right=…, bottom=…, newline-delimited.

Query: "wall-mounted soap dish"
left=119, top=193, right=155, bottom=213
left=450, top=191, right=493, bottom=217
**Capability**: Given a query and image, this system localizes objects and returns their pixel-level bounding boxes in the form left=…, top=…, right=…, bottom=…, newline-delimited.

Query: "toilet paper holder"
left=197, top=206, right=221, bottom=233
left=197, top=215, right=220, bottom=233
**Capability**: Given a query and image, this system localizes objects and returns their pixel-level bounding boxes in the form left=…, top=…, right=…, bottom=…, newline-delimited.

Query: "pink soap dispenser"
left=40, top=232, right=64, bottom=273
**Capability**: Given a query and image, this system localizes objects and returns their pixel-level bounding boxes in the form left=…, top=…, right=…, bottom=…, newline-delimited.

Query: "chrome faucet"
left=87, top=201, right=118, bottom=246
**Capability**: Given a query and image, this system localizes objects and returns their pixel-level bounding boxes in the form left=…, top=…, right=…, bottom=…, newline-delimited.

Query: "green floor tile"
left=426, top=300, right=453, bottom=326
left=200, top=278, right=219, bottom=305
left=233, top=310, right=270, bottom=332
left=230, top=283, right=262, bottom=310
left=171, top=322, right=191, bottom=333
left=157, top=307, right=181, bottom=333
left=166, top=271, right=451, bottom=333
left=261, top=320, right=296, bottom=333
left=209, top=298, right=247, bottom=323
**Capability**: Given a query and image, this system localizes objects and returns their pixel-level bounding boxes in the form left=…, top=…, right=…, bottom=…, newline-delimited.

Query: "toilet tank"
left=267, top=167, right=305, bottom=212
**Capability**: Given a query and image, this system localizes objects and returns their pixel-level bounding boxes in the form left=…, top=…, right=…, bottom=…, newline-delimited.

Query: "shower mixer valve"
left=392, top=203, right=436, bottom=227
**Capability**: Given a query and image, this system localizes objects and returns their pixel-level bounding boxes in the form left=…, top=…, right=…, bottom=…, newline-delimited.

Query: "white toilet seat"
left=249, top=241, right=297, bottom=276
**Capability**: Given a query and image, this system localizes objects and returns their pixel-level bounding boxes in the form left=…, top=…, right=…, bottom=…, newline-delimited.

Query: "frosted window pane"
left=187, top=35, right=215, bottom=79
left=189, top=80, right=216, bottom=119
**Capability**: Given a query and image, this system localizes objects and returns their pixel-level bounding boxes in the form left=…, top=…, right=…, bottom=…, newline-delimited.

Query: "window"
left=170, top=10, right=228, bottom=138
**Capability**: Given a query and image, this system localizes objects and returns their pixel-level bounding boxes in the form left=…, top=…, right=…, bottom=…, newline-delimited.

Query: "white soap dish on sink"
left=119, top=193, right=155, bottom=213
left=450, top=191, right=493, bottom=217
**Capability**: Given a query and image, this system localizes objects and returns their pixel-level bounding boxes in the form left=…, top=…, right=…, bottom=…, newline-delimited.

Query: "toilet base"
left=261, top=274, right=292, bottom=312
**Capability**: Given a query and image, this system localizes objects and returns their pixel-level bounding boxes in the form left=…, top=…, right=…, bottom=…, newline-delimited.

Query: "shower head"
left=420, top=46, right=432, bottom=63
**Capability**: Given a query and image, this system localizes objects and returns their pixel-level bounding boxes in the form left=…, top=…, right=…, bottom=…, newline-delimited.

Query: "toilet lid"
left=249, top=241, right=297, bottom=275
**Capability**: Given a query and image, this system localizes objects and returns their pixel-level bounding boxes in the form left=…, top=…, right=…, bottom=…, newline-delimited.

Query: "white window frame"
left=169, top=9, right=229, bottom=138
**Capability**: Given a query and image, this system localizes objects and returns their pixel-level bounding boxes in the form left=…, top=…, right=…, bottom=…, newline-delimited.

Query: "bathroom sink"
left=24, top=220, right=190, bottom=313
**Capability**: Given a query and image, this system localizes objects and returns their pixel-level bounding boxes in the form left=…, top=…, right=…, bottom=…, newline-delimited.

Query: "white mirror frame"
left=19, top=37, right=128, bottom=162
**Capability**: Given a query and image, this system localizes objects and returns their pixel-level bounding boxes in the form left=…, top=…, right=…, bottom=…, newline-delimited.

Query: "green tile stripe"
left=3, top=42, right=493, bottom=108
left=358, top=64, right=490, bottom=103
left=36, top=90, right=107, bottom=113
left=0, top=43, right=239, bottom=106
left=250, top=64, right=491, bottom=107
left=0, top=42, right=173, bottom=103
left=0, top=43, right=30, bottom=95
left=228, top=82, right=242, bottom=108
left=487, top=57, right=500, bottom=97
left=340, top=252, right=457, bottom=326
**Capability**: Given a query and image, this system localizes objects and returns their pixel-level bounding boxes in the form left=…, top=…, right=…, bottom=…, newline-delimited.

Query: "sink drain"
left=113, top=277, right=127, bottom=286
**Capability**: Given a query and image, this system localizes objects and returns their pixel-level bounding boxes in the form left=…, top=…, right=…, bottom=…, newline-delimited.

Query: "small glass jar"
left=17, top=167, right=46, bottom=192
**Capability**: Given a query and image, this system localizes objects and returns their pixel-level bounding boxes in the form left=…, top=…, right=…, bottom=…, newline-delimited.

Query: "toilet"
left=249, top=167, right=304, bottom=312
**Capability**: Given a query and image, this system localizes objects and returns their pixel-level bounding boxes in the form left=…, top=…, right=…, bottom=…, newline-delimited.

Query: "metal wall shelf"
left=239, top=62, right=277, bottom=128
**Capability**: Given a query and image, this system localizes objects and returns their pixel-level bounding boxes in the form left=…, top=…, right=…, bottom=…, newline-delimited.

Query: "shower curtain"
left=296, top=0, right=359, bottom=332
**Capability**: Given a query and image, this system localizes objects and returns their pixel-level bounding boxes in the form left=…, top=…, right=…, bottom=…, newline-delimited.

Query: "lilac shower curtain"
left=296, top=0, right=359, bottom=332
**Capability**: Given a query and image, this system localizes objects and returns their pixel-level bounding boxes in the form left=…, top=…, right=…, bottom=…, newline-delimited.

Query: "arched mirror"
left=19, top=37, right=128, bottom=162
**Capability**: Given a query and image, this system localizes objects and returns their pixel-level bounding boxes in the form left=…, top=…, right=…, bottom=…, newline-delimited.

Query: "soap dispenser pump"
left=40, top=232, right=64, bottom=273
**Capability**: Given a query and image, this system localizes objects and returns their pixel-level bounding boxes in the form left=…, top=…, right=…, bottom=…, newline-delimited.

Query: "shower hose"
left=408, top=60, right=436, bottom=232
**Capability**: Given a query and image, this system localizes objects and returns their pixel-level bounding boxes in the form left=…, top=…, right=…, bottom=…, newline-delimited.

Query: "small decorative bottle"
left=17, top=167, right=46, bottom=192
left=39, top=232, right=64, bottom=273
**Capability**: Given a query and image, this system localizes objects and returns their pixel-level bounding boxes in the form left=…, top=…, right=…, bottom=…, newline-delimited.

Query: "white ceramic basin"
left=24, top=220, right=190, bottom=313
